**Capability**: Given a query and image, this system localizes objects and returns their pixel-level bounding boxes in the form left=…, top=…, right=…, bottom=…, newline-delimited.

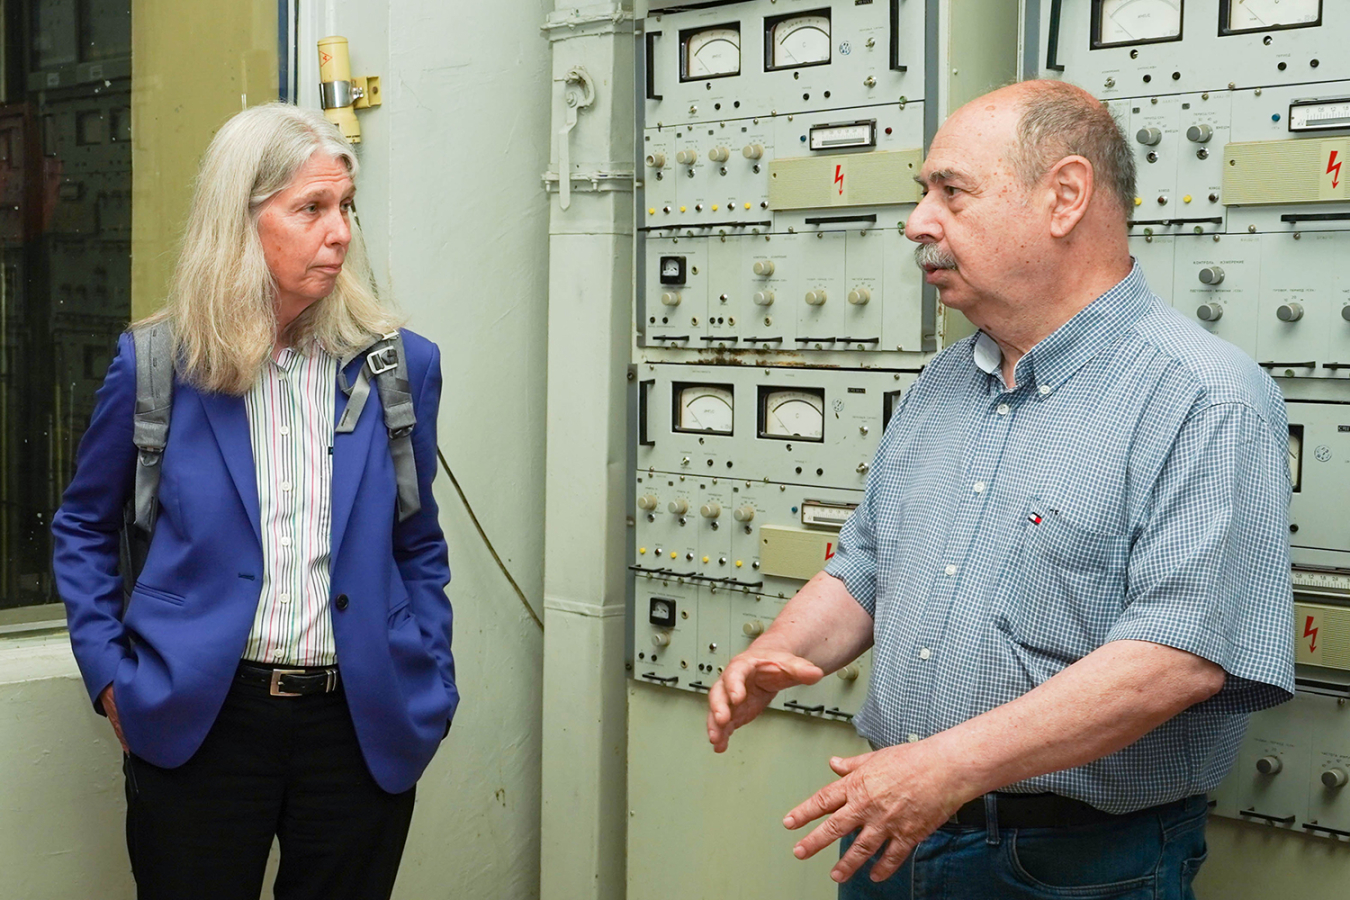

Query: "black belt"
left=236, top=662, right=341, bottom=697
left=950, top=793, right=1196, bottom=830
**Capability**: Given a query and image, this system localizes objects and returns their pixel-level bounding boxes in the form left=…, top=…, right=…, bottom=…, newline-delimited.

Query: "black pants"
left=123, top=676, right=416, bottom=900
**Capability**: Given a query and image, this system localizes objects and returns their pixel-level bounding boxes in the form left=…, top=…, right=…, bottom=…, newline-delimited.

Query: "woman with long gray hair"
left=52, top=103, right=458, bottom=900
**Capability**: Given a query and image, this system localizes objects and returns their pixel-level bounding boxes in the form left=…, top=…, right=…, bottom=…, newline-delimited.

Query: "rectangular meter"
left=1290, top=98, right=1350, bottom=133
left=800, top=499, right=857, bottom=529
left=809, top=121, right=877, bottom=151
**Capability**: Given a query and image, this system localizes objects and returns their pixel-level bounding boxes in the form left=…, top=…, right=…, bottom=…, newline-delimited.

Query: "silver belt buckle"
left=269, top=668, right=306, bottom=697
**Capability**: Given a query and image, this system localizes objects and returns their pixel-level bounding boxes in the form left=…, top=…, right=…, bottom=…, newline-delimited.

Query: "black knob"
left=334, top=593, right=349, bottom=611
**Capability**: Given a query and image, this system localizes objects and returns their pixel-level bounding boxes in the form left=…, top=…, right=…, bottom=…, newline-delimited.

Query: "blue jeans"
left=839, top=795, right=1209, bottom=900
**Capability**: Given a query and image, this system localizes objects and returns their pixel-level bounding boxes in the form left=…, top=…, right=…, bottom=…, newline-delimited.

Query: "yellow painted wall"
left=131, top=0, right=278, bottom=318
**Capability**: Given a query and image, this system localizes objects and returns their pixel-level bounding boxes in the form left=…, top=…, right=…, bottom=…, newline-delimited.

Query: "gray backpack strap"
left=131, top=320, right=175, bottom=532
left=335, top=331, right=421, bottom=522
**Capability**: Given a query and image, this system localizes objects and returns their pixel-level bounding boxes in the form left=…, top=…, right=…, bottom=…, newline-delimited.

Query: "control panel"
left=1025, top=0, right=1350, bottom=837
left=631, top=0, right=1017, bottom=726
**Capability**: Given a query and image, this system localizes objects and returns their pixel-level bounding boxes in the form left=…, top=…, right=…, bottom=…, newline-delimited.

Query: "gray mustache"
left=914, top=243, right=956, bottom=269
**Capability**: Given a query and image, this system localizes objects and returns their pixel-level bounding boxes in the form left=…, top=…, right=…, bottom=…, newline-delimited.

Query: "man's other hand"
left=706, top=648, right=824, bottom=752
left=784, top=744, right=967, bottom=884
left=99, top=684, right=129, bottom=754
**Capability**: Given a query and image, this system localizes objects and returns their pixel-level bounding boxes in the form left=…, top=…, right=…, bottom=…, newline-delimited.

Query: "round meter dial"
left=760, top=388, right=826, bottom=442
left=675, top=384, right=734, bottom=435
left=682, top=25, right=741, bottom=81
left=1094, top=0, right=1184, bottom=48
left=767, top=12, right=831, bottom=70
left=1224, top=0, right=1320, bottom=34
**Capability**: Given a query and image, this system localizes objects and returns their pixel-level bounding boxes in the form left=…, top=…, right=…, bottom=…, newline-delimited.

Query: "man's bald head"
left=990, top=80, right=1137, bottom=220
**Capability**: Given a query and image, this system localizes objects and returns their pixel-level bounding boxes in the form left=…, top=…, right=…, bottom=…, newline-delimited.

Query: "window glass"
left=0, top=0, right=278, bottom=616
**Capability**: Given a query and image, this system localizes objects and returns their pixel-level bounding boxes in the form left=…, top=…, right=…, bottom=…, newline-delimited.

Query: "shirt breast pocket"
left=994, top=496, right=1131, bottom=666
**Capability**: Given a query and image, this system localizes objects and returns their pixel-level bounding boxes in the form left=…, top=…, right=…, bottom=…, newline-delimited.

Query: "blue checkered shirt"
left=824, top=262, right=1295, bottom=814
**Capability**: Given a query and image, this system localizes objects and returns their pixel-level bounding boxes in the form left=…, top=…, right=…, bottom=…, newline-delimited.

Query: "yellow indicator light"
left=735, top=560, right=743, bottom=568
left=639, top=547, right=647, bottom=555
left=712, top=204, right=720, bottom=211
left=670, top=551, right=678, bottom=559
left=1183, top=195, right=1193, bottom=203
left=680, top=206, right=687, bottom=213
left=702, top=555, right=710, bottom=563
left=648, top=208, right=655, bottom=215
left=1134, top=197, right=1143, bottom=207
left=744, top=203, right=751, bottom=210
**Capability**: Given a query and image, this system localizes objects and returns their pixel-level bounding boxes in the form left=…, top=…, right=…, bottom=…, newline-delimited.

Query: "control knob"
left=668, top=498, right=690, bottom=515
left=1277, top=302, right=1304, bottom=322
left=752, top=260, right=775, bottom=277
left=700, top=502, right=722, bottom=519
left=1186, top=124, right=1213, bottom=144
left=661, top=291, right=682, bottom=306
left=804, top=290, right=827, bottom=306
left=753, top=290, right=775, bottom=306
left=1343, top=306, right=1350, bottom=323
left=675, top=148, right=699, bottom=165
left=742, top=620, right=764, bottom=637
left=1198, top=266, right=1224, bottom=285
left=1196, top=303, right=1223, bottom=322
left=651, top=632, right=671, bottom=648
left=743, top=143, right=764, bottom=160
left=645, top=152, right=666, bottom=168
left=637, top=494, right=659, bottom=511
left=1323, top=768, right=1349, bottom=788
left=838, top=665, right=860, bottom=682
left=1136, top=127, right=1163, bottom=146
left=708, top=146, right=731, bottom=163
left=848, top=287, right=871, bottom=305
left=733, top=505, right=756, bottom=522
left=1256, top=755, right=1283, bottom=775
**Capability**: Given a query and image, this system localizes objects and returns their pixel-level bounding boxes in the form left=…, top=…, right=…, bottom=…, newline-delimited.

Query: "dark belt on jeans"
left=236, top=662, right=341, bottom=697
left=950, top=793, right=1195, bottom=830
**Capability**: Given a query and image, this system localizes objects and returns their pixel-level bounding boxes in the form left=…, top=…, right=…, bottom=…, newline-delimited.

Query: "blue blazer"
left=52, top=328, right=458, bottom=794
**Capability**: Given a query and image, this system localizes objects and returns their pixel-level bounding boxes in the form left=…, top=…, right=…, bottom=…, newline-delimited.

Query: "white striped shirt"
left=241, top=344, right=338, bottom=666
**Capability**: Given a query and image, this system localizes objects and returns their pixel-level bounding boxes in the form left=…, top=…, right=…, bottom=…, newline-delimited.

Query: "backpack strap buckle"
left=367, top=345, right=398, bottom=376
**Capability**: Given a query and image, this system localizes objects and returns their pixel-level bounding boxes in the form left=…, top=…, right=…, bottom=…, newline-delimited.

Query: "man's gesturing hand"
left=783, top=744, right=969, bottom=884
left=706, top=648, right=824, bottom=752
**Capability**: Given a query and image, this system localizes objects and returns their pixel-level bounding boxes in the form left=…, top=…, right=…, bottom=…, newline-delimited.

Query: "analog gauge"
left=681, top=24, right=741, bottom=82
left=1093, top=0, right=1184, bottom=48
left=674, top=383, right=734, bottom=435
left=1288, top=424, right=1304, bottom=492
left=759, top=387, right=826, bottom=442
left=767, top=11, right=831, bottom=71
left=1224, top=0, right=1320, bottom=34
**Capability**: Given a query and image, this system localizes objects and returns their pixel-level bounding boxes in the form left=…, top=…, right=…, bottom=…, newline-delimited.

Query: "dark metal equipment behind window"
left=2, top=0, right=131, bottom=610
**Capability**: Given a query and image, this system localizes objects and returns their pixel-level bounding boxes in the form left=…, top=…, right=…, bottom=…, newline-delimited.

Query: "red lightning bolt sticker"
left=1329, top=150, right=1343, bottom=190
left=1305, top=615, right=1320, bottom=653
left=824, top=541, right=836, bottom=562
left=834, top=164, right=845, bottom=196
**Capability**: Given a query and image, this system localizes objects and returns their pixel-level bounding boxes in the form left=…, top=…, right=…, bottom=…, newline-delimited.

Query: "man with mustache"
left=707, top=80, right=1293, bottom=899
